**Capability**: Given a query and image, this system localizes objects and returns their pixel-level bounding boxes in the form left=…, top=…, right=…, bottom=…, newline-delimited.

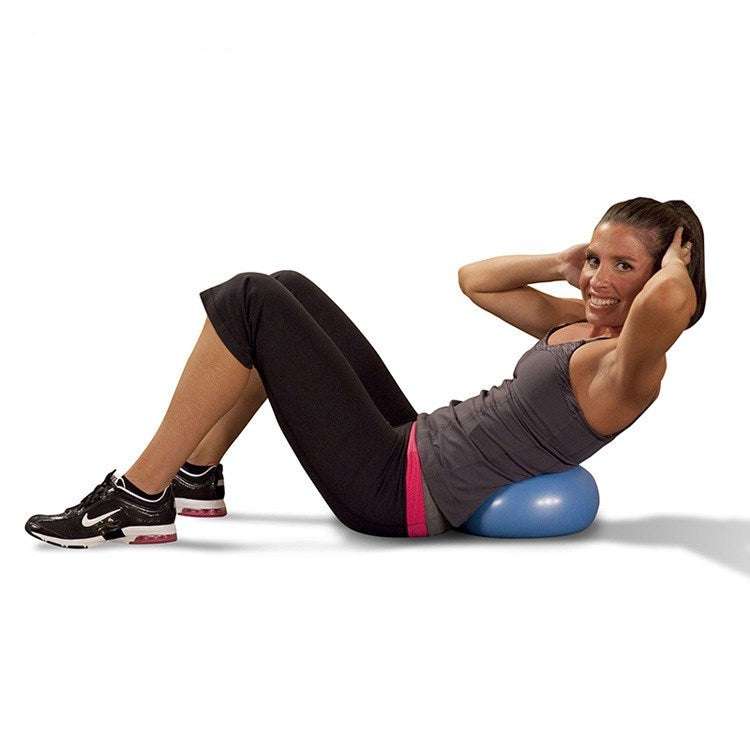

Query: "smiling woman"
left=24, top=197, right=706, bottom=548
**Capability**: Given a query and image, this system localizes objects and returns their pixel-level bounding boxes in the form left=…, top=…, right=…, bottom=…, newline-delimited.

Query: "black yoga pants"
left=199, top=270, right=418, bottom=537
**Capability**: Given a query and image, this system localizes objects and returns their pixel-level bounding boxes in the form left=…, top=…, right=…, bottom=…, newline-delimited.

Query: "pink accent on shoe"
left=405, top=421, right=428, bottom=537
left=130, top=533, right=178, bottom=544
left=178, top=507, right=227, bottom=517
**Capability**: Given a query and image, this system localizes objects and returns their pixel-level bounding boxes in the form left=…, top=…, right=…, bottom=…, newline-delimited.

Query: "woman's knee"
left=270, top=269, right=312, bottom=293
left=212, top=272, right=291, bottom=318
left=232, top=271, right=289, bottom=295
left=231, top=271, right=279, bottom=285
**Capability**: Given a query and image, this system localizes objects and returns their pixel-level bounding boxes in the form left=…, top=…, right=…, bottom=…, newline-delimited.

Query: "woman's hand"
left=557, top=242, right=589, bottom=288
left=661, top=225, right=692, bottom=269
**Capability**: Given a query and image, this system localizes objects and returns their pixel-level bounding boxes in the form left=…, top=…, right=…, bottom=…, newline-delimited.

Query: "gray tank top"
left=415, top=319, right=657, bottom=528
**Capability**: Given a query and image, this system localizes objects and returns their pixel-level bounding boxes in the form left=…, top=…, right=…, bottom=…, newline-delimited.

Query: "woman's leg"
left=186, top=269, right=417, bottom=466
left=190, top=271, right=414, bottom=536
left=124, top=318, right=252, bottom=493
left=26, top=270, right=415, bottom=545
left=25, top=317, right=252, bottom=547
left=186, top=368, right=267, bottom=466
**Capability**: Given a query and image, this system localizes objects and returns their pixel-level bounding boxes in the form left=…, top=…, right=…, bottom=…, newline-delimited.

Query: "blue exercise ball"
left=459, top=466, right=599, bottom=538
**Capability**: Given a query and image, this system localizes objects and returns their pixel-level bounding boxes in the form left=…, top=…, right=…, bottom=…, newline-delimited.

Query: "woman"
left=25, top=197, right=706, bottom=547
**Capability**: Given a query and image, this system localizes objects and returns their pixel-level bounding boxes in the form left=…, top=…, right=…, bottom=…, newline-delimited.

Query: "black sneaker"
left=172, top=463, right=227, bottom=517
left=25, top=470, right=177, bottom=548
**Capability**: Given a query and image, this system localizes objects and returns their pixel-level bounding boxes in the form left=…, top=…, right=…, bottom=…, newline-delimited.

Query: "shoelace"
left=64, top=469, right=117, bottom=514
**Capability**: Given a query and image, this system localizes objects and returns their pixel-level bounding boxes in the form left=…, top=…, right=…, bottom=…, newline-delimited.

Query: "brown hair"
left=598, top=197, right=706, bottom=328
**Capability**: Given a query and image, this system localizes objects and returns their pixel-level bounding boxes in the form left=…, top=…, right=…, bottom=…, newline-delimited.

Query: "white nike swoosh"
left=81, top=509, right=121, bottom=527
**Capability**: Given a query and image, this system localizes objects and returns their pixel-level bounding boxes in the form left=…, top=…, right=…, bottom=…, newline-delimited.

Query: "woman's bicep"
left=463, top=285, right=585, bottom=339
left=610, top=284, right=692, bottom=400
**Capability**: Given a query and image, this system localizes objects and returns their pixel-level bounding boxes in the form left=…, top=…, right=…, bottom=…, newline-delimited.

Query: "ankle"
left=180, top=461, right=218, bottom=475
left=186, top=452, right=223, bottom=467
left=121, top=473, right=167, bottom=500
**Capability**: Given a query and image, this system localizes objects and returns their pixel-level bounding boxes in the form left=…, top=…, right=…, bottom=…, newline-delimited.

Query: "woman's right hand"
left=660, top=225, right=692, bottom=269
left=557, top=242, right=589, bottom=288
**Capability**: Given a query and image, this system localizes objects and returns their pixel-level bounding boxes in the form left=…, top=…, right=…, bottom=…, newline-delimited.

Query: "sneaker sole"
left=175, top=498, right=227, bottom=517
left=27, top=524, right=178, bottom=549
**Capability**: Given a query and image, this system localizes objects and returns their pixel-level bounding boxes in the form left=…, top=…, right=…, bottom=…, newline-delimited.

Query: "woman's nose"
left=592, top=268, right=613, bottom=287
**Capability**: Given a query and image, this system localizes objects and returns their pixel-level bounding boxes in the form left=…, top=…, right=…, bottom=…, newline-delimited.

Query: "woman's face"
left=579, top=221, right=657, bottom=325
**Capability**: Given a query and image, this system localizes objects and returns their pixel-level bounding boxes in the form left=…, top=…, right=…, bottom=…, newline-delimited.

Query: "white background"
left=1, top=1, right=747, bottom=748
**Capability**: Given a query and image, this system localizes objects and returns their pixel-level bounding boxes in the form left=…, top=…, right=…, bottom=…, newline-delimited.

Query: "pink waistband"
left=405, top=421, right=428, bottom=537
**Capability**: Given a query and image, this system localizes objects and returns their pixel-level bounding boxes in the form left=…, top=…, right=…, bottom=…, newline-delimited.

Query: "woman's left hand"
left=661, top=226, right=692, bottom=269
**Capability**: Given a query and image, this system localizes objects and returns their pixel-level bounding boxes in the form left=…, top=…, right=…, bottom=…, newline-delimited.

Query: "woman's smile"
left=588, top=295, right=620, bottom=308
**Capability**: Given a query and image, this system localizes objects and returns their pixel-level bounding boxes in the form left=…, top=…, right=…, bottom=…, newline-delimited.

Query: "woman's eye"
left=587, top=254, right=631, bottom=271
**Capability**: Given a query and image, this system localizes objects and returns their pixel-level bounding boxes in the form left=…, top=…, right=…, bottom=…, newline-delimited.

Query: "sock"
left=121, top=474, right=165, bottom=500
left=180, top=461, right=216, bottom=476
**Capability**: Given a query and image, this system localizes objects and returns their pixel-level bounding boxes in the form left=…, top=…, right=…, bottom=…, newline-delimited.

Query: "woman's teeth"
left=589, top=296, right=619, bottom=308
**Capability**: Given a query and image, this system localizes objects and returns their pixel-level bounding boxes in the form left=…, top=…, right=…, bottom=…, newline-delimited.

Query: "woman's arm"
left=607, top=228, right=695, bottom=402
left=640, top=259, right=696, bottom=312
left=638, top=226, right=697, bottom=313
left=458, top=251, right=566, bottom=294
left=640, top=227, right=698, bottom=316
left=457, top=246, right=587, bottom=339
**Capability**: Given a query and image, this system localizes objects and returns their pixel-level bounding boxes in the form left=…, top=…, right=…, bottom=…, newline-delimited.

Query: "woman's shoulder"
left=570, top=340, right=661, bottom=438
